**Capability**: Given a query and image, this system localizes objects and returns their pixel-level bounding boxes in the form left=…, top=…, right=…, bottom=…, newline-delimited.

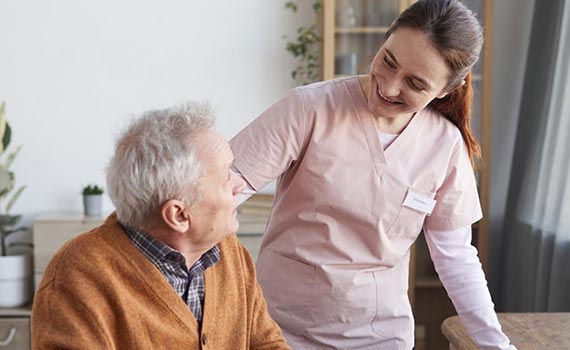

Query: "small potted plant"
left=0, top=101, right=32, bottom=308
left=82, top=184, right=104, bottom=217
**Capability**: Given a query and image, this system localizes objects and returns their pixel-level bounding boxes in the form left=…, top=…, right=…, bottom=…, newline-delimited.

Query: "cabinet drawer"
left=0, top=318, right=30, bottom=350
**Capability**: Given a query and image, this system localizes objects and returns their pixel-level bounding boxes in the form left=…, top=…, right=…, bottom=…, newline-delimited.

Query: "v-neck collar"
left=345, top=76, right=425, bottom=174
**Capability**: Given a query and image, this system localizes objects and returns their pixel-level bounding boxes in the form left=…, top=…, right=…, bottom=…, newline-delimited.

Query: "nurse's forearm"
left=424, top=226, right=517, bottom=350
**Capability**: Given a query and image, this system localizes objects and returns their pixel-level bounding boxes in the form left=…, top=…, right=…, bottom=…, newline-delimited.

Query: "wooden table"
left=441, top=313, right=570, bottom=350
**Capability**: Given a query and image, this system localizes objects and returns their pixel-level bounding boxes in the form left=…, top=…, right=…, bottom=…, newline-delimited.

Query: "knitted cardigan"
left=32, top=213, right=290, bottom=350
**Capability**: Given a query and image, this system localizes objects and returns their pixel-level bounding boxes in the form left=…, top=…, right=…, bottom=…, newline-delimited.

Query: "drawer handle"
left=0, top=326, right=16, bottom=346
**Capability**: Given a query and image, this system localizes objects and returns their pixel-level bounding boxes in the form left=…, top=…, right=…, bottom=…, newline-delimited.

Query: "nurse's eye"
left=383, top=56, right=397, bottom=69
left=408, top=78, right=425, bottom=92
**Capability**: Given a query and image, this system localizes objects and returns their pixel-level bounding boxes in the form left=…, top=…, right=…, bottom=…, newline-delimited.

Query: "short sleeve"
left=229, top=90, right=309, bottom=191
left=423, top=139, right=483, bottom=231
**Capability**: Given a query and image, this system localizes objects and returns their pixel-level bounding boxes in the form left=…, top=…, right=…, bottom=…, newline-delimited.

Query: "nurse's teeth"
left=378, top=89, right=396, bottom=103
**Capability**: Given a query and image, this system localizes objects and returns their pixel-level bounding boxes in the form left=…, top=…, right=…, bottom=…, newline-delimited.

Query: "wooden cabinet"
left=32, top=212, right=264, bottom=290
left=32, top=213, right=104, bottom=291
left=321, top=1, right=493, bottom=349
left=322, top=0, right=415, bottom=80
left=0, top=307, right=31, bottom=350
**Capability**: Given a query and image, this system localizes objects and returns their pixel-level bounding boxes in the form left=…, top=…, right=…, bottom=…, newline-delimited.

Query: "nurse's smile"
left=377, top=86, right=402, bottom=105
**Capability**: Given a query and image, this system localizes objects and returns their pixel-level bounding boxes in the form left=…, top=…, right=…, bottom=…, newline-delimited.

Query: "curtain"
left=498, top=0, right=570, bottom=311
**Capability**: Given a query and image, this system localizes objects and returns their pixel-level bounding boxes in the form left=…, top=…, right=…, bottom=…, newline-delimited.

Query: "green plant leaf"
left=3, top=144, right=21, bottom=170
left=6, top=185, right=25, bottom=214
left=0, top=214, right=21, bottom=228
left=0, top=169, right=14, bottom=199
left=1, top=124, right=11, bottom=154
left=285, top=1, right=297, bottom=12
left=0, top=102, right=6, bottom=153
left=4, top=226, right=26, bottom=238
left=313, top=1, right=321, bottom=13
left=82, top=184, right=104, bottom=195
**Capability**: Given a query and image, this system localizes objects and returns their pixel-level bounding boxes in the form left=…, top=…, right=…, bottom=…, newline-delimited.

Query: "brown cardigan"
left=32, top=213, right=290, bottom=350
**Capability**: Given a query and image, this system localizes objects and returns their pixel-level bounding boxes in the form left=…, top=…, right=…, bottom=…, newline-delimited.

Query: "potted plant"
left=82, top=184, right=104, bottom=217
left=0, top=101, right=32, bottom=308
left=284, top=1, right=322, bottom=85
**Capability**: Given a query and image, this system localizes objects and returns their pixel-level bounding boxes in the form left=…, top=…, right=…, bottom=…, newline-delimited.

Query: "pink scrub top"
left=230, top=77, right=482, bottom=350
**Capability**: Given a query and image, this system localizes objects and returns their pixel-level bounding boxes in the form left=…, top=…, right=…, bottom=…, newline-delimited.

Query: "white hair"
left=106, top=101, right=215, bottom=229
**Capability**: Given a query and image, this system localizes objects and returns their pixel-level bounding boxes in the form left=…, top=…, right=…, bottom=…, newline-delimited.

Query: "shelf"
left=0, top=304, right=32, bottom=317
left=335, top=26, right=390, bottom=34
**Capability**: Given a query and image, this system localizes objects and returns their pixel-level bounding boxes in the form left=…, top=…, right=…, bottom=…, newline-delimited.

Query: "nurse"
left=231, top=0, right=516, bottom=349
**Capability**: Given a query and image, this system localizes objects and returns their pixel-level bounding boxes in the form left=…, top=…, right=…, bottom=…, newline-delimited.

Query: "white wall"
left=489, top=0, right=535, bottom=294
left=0, top=0, right=314, bottom=235
left=1, top=0, right=538, bottom=267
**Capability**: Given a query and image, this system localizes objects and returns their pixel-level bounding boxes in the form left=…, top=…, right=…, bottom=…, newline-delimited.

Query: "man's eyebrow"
left=385, top=48, right=432, bottom=89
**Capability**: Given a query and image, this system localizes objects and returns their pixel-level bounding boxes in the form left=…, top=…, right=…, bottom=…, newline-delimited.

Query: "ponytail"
left=429, top=71, right=481, bottom=167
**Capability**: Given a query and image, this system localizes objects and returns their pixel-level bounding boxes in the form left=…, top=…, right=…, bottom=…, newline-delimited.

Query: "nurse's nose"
left=381, top=78, right=401, bottom=98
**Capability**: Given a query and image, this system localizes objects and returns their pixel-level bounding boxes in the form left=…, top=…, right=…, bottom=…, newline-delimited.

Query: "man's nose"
left=233, top=173, right=247, bottom=195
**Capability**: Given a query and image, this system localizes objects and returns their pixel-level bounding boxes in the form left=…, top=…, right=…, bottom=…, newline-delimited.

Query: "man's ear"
left=161, top=199, right=191, bottom=233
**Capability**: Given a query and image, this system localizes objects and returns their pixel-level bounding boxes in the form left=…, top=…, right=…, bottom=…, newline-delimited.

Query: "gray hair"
left=106, top=101, right=215, bottom=229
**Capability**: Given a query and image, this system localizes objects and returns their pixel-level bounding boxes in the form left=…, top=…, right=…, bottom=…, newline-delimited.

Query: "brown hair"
left=386, top=0, right=483, bottom=164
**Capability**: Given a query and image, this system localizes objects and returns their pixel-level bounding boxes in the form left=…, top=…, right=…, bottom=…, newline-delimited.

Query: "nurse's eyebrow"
left=385, top=48, right=432, bottom=90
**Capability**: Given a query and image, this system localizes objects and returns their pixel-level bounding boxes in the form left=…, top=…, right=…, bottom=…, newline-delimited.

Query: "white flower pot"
left=0, top=254, right=33, bottom=308
left=83, top=194, right=103, bottom=217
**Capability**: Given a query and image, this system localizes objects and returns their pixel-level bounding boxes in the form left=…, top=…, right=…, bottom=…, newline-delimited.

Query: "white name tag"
left=402, top=190, right=436, bottom=216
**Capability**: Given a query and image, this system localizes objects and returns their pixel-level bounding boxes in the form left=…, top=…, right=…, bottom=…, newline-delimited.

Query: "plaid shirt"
left=123, top=225, right=220, bottom=324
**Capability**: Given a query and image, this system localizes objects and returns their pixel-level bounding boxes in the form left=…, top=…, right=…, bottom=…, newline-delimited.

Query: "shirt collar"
left=122, top=224, right=220, bottom=270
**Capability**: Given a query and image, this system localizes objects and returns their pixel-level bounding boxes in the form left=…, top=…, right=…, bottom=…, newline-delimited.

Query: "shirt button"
left=201, top=334, right=207, bottom=346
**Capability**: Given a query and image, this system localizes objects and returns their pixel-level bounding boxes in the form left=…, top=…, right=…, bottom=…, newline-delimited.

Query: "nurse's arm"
left=424, top=226, right=517, bottom=350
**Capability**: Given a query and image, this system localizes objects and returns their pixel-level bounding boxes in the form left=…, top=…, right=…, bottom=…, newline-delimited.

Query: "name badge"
left=402, top=190, right=436, bottom=216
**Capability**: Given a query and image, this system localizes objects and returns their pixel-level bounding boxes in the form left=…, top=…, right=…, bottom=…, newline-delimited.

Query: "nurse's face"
left=366, top=27, right=451, bottom=121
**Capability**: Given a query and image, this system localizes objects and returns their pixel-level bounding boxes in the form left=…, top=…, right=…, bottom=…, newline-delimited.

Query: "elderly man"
left=32, top=102, right=290, bottom=350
